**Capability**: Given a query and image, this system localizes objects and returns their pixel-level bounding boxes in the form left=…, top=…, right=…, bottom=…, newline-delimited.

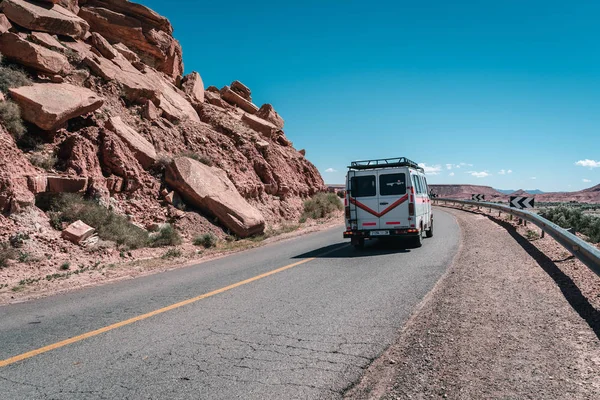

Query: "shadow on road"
left=444, top=205, right=600, bottom=341
left=294, top=239, right=412, bottom=259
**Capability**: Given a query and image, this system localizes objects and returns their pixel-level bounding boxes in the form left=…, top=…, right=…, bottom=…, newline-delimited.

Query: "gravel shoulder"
left=345, top=207, right=600, bottom=400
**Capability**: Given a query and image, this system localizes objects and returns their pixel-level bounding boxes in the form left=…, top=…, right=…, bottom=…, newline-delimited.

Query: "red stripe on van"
left=363, top=222, right=377, bottom=226
left=349, top=194, right=409, bottom=218
left=386, top=222, right=401, bottom=225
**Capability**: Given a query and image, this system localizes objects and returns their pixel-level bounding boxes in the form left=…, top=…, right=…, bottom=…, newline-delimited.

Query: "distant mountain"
left=495, top=189, right=545, bottom=195
left=431, top=184, right=599, bottom=203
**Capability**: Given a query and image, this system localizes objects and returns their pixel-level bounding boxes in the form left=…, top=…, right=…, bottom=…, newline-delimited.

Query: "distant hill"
left=429, top=184, right=505, bottom=200
left=496, top=189, right=545, bottom=195
left=431, top=184, right=600, bottom=203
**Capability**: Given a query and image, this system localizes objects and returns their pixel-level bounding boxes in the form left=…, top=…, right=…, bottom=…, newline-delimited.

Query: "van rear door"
left=348, top=172, right=380, bottom=230
left=377, top=170, right=409, bottom=228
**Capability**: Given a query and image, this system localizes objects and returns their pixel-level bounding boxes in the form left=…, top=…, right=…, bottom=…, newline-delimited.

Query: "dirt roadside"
left=0, top=215, right=344, bottom=306
left=345, top=207, right=600, bottom=400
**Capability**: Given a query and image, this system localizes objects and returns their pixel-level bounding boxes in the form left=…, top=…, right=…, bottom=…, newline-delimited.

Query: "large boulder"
left=181, top=71, right=204, bottom=104
left=166, top=157, right=265, bottom=238
left=0, top=0, right=89, bottom=39
left=231, top=80, right=251, bottom=101
left=242, top=112, right=278, bottom=137
left=105, top=116, right=157, bottom=169
left=0, top=32, right=69, bottom=75
left=0, top=13, right=13, bottom=33
left=220, top=86, right=259, bottom=114
left=9, top=83, right=104, bottom=130
left=30, top=31, right=64, bottom=50
left=256, top=104, right=284, bottom=130
left=79, top=2, right=182, bottom=79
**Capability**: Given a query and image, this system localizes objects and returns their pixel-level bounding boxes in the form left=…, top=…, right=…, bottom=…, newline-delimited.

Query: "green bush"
left=301, top=192, right=343, bottom=220
left=541, top=206, right=600, bottom=243
left=179, top=151, right=213, bottom=166
left=193, top=233, right=218, bottom=248
left=0, top=242, right=17, bottom=268
left=162, top=248, right=183, bottom=259
left=0, top=63, right=32, bottom=93
left=0, top=100, right=26, bottom=139
left=150, top=224, right=182, bottom=247
left=28, top=152, right=57, bottom=171
left=47, top=193, right=150, bottom=249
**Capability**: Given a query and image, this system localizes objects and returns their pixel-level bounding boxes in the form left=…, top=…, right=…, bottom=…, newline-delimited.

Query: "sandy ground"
left=0, top=215, right=344, bottom=306
left=345, top=206, right=600, bottom=400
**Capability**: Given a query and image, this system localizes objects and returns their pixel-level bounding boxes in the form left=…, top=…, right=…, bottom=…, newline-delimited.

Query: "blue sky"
left=142, top=0, right=599, bottom=192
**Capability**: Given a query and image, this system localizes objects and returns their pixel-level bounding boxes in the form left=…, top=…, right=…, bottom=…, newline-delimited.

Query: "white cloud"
left=418, top=163, right=442, bottom=175
left=507, top=170, right=513, bottom=174
left=468, top=171, right=490, bottom=178
left=449, top=172, right=455, bottom=177
left=498, top=169, right=506, bottom=175
left=575, top=159, right=600, bottom=169
left=325, top=168, right=337, bottom=173
left=459, top=162, right=473, bottom=167
left=583, top=179, right=592, bottom=183
left=531, top=177, right=537, bottom=180
left=446, top=164, right=453, bottom=170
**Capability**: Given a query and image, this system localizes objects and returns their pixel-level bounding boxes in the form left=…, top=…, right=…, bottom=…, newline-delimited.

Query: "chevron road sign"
left=510, top=196, right=535, bottom=209
left=471, top=194, right=485, bottom=201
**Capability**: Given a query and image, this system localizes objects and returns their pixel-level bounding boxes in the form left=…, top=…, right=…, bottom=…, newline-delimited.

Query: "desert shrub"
left=301, top=192, right=343, bottom=220
left=150, top=224, right=182, bottom=247
left=154, top=153, right=173, bottom=171
left=0, top=242, right=17, bottom=269
left=60, top=262, right=70, bottom=270
left=0, top=63, right=32, bottom=93
left=162, top=248, right=182, bottom=259
left=47, top=193, right=150, bottom=249
left=525, top=229, right=540, bottom=241
left=541, top=206, right=600, bottom=243
left=28, top=152, right=57, bottom=171
left=0, top=100, right=26, bottom=139
left=179, top=151, right=213, bottom=166
left=193, top=233, right=218, bottom=248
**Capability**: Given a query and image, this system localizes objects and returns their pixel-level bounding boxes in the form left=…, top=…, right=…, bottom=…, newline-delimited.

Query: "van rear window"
left=380, top=173, right=406, bottom=196
left=350, top=176, right=376, bottom=197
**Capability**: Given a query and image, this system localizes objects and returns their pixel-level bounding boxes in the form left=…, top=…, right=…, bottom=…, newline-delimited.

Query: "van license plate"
left=370, top=230, right=389, bottom=236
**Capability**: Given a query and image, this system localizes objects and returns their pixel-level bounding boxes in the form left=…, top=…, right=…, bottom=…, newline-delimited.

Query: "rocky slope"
left=431, top=184, right=600, bottom=203
left=0, top=1, right=324, bottom=253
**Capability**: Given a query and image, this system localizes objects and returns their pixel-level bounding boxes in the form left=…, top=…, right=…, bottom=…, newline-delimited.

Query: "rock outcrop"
left=256, top=104, right=284, bottom=129
left=0, top=0, right=89, bottom=39
left=0, top=32, right=69, bottom=75
left=9, top=83, right=104, bottom=130
left=166, top=157, right=265, bottom=238
left=105, top=116, right=157, bottom=169
left=79, top=0, right=182, bottom=79
left=220, top=85, right=259, bottom=114
left=0, top=0, right=325, bottom=258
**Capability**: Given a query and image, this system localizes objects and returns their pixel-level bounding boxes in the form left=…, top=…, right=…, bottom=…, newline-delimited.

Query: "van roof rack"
left=348, top=157, right=424, bottom=172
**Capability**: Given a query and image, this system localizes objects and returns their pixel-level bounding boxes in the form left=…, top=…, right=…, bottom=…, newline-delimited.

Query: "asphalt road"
left=0, top=210, right=459, bottom=400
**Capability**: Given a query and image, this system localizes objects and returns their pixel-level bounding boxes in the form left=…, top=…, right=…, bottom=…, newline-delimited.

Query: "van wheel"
left=426, top=219, right=434, bottom=238
left=413, top=232, right=423, bottom=248
left=351, top=237, right=365, bottom=249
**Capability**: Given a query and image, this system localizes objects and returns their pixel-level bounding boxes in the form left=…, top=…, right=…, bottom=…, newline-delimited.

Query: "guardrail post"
left=541, top=230, right=545, bottom=239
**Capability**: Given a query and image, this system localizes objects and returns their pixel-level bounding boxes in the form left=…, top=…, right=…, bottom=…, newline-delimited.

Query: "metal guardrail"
left=434, top=198, right=600, bottom=277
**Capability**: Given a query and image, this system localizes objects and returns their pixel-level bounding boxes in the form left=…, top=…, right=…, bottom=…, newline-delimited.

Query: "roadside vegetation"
left=301, top=192, right=343, bottom=221
left=540, top=206, right=600, bottom=243
left=0, top=242, right=17, bottom=268
left=0, top=100, right=26, bottom=140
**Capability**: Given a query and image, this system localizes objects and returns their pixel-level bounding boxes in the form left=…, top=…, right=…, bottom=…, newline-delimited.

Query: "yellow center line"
left=0, top=245, right=346, bottom=368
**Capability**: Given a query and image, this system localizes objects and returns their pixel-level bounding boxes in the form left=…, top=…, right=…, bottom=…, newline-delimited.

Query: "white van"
left=343, top=157, right=433, bottom=249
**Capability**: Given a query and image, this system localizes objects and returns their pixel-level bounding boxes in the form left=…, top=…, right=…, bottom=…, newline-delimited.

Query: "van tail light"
left=345, top=206, right=351, bottom=219
left=409, top=202, right=415, bottom=216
